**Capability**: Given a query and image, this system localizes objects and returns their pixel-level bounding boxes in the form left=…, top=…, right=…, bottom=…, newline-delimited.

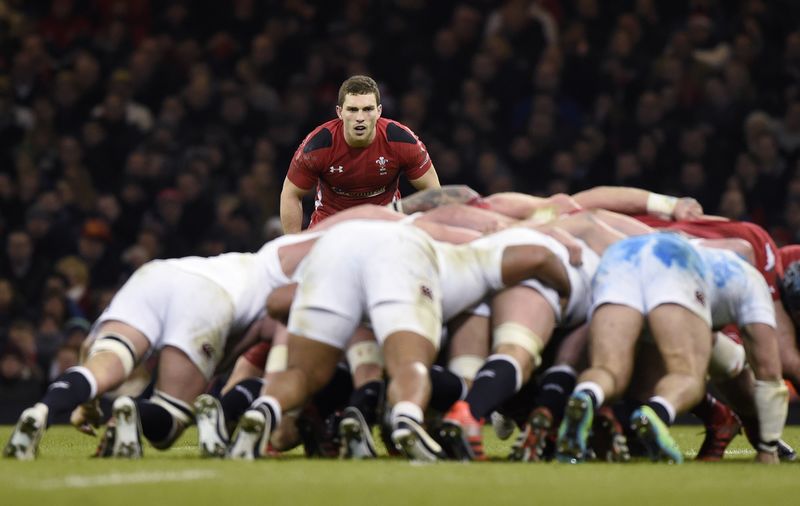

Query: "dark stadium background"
left=1, top=0, right=800, bottom=422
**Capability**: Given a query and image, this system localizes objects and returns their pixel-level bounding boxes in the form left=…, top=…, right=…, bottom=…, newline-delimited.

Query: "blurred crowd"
left=1, top=0, right=800, bottom=413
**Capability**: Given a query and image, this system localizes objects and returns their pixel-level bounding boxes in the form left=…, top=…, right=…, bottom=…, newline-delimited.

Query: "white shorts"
left=288, top=221, right=442, bottom=349
left=590, top=234, right=711, bottom=326
left=520, top=240, right=599, bottom=329
left=95, top=261, right=234, bottom=380
left=288, top=302, right=442, bottom=350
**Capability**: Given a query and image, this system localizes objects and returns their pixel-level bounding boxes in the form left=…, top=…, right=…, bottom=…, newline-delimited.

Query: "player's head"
left=779, top=245, right=800, bottom=322
left=337, top=75, right=381, bottom=108
left=337, top=75, right=382, bottom=147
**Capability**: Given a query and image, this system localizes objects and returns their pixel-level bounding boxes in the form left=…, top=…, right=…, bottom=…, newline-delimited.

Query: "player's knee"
left=145, top=390, right=194, bottom=450
left=448, top=355, right=484, bottom=382
left=492, top=322, right=544, bottom=370
left=87, top=333, right=138, bottom=376
left=346, top=340, right=384, bottom=376
left=708, top=332, right=746, bottom=380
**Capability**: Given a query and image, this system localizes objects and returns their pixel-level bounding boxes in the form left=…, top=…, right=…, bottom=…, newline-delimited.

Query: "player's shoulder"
left=378, top=118, right=419, bottom=145
left=300, top=119, right=341, bottom=154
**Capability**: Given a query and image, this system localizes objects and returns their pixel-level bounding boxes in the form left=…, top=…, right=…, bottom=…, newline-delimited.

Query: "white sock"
left=390, top=401, right=424, bottom=427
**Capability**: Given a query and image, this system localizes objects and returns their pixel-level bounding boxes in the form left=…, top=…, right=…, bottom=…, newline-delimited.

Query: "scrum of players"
left=5, top=185, right=800, bottom=465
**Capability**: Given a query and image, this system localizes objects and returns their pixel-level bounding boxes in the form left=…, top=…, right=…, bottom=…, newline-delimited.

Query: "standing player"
left=279, top=75, right=440, bottom=233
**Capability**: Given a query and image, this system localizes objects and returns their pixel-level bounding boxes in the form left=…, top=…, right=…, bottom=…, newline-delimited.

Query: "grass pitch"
left=1, top=425, right=798, bottom=506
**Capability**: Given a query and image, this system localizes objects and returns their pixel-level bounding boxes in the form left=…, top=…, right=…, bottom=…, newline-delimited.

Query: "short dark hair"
left=337, top=75, right=380, bottom=107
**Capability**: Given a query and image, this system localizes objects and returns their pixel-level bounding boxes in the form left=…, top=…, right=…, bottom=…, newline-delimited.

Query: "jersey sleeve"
left=286, top=131, right=326, bottom=190
left=392, top=125, right=433, bottom=180
left=735, top=266, right=778, bottom=328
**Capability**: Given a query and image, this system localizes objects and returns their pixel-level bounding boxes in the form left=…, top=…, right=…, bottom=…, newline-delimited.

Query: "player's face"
left=337, top=93, right=381, bottom=148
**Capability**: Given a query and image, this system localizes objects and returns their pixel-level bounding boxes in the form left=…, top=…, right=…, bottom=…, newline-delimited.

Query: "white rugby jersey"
left=164, top=232, right=322, bottom=332
left=697, top=245, right=776, bottom=329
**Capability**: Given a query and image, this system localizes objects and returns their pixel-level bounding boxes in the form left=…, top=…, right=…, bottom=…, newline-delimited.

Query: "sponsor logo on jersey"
left=331, top=186, right=386, bottom=198
left=328, top=165, right=344, bottom=173
left=376, top=156, right=389, bottom=175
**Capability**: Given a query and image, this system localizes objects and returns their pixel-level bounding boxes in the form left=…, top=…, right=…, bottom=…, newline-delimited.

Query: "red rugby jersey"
left=635, top=216, right=783, bottom=299
left=287, top=117, right=433, bottom=226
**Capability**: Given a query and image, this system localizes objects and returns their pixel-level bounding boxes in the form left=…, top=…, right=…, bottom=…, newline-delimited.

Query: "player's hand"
left=70, top=400, right=104, bottom=436
left=755, top=450, right=779, bottom=464
left=547, top=193, right=583, bottom=215
left=673, top=197, right=703, bottom=220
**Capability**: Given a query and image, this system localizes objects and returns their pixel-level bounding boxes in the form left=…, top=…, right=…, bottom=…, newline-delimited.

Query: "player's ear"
left=336, top=105, right=342, bottom=119
left=377, top=104, right=382, bottom=117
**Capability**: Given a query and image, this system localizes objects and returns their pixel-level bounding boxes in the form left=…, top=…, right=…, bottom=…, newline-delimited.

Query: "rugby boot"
left=695, top=401, right=741, bottom=461
left=741, top=417, right=796, bottom=461
left=630, top=406, right=683, bottom=464
left=778, top=439, right=797, bottom=461
left=111, top=396, right=143, bottom=458
left=194, top=394, right=229, bottom=458
left=392, top=415, right=446, bottom=463
left=339, top=407, right=377, bottom=459
left=227, top=406, right=272, bottom=460
left=3, top=404, right=48, bottom=460
left=591, top=406, right=631, bottom=462
left=440, top=400, right=486, bottom=461
left=491, top=411, right=516, bottom=441
left=555, top=392, right=594, bottom=463
left=509, top=406, right=553, bottom=462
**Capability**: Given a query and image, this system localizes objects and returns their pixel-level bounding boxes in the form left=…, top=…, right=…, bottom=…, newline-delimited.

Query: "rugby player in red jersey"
left=279, top=75, right=440, bottom=233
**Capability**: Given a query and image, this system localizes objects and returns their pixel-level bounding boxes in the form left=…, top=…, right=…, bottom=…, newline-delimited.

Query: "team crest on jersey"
left=201, top=342, right=215, bottom=359
left=376, top=156, right=389, bottom=175
left=694, top=290, right=706, bottom=307
left=420, top=284, right=433, bottom=300
left=329, top=165, right=344, bottom=173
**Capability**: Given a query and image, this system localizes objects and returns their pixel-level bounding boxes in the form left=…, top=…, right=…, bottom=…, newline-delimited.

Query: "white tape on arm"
left=646, top=193, right=678, bottom=217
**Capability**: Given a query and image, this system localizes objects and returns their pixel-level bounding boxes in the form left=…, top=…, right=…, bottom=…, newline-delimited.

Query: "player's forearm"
left=280, top=195, right=304, bottom=233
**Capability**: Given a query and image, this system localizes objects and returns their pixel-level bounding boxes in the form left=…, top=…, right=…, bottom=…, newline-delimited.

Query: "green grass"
left=1, top=425, right=798, bottom=506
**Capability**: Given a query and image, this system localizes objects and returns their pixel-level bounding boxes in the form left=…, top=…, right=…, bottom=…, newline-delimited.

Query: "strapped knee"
left=346, top=341, right=384, bottom=374
left=448, top=355, right=484, bottom=382
left=87, top=333, right=138, bottom=376
left=147, top=390, right=194, bottom=449
left=708, top=332, right=746, bottom=380
left=265, top=344, right=288, bottom=374
left=492, top=322, right=544, bottom=368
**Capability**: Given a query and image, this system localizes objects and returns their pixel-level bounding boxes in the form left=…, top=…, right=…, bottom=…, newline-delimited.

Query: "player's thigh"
left=588, top=303, right=644, bottom=374
left=647, top=303, right=712, bottom=378
left=154, top=346, right=209, bottom=404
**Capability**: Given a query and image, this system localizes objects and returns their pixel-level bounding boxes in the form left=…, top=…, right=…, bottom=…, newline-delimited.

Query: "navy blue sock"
left=40, top=369, right=93, bottom=424
left=137, top=400, right=174, bottom=445
left=429, top=365, right=465, bottom=413
left=645, top=400, right=672, bottom=425
left=348, top=380, right=384, bottom=426
left=534, top=367, right=576, bottom=421
left=465, top=357, right=520, bottom=420
left=221, top=378, right=264, bottom=425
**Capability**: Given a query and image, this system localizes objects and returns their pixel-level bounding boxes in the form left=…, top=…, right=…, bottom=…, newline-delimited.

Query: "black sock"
left=645, top=400, right=672, bottom=425
left=137, top=399, right=174, bottom=446
left=221, top=378, right=264, bottom=425
left=348, top=379, right=384, bottom=426
left=429, top=365, right=465, bottom=413
left=498, top=378, right=539, bottom=428
left=40, top=369, right=93, bottom=423
left=312, top=364, right=353, bottom=419
left=690, top=392, right=715, bottom=423
left=534, top=366, right=576, bottom=421
left=465, top=356, right=520, bottom=420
